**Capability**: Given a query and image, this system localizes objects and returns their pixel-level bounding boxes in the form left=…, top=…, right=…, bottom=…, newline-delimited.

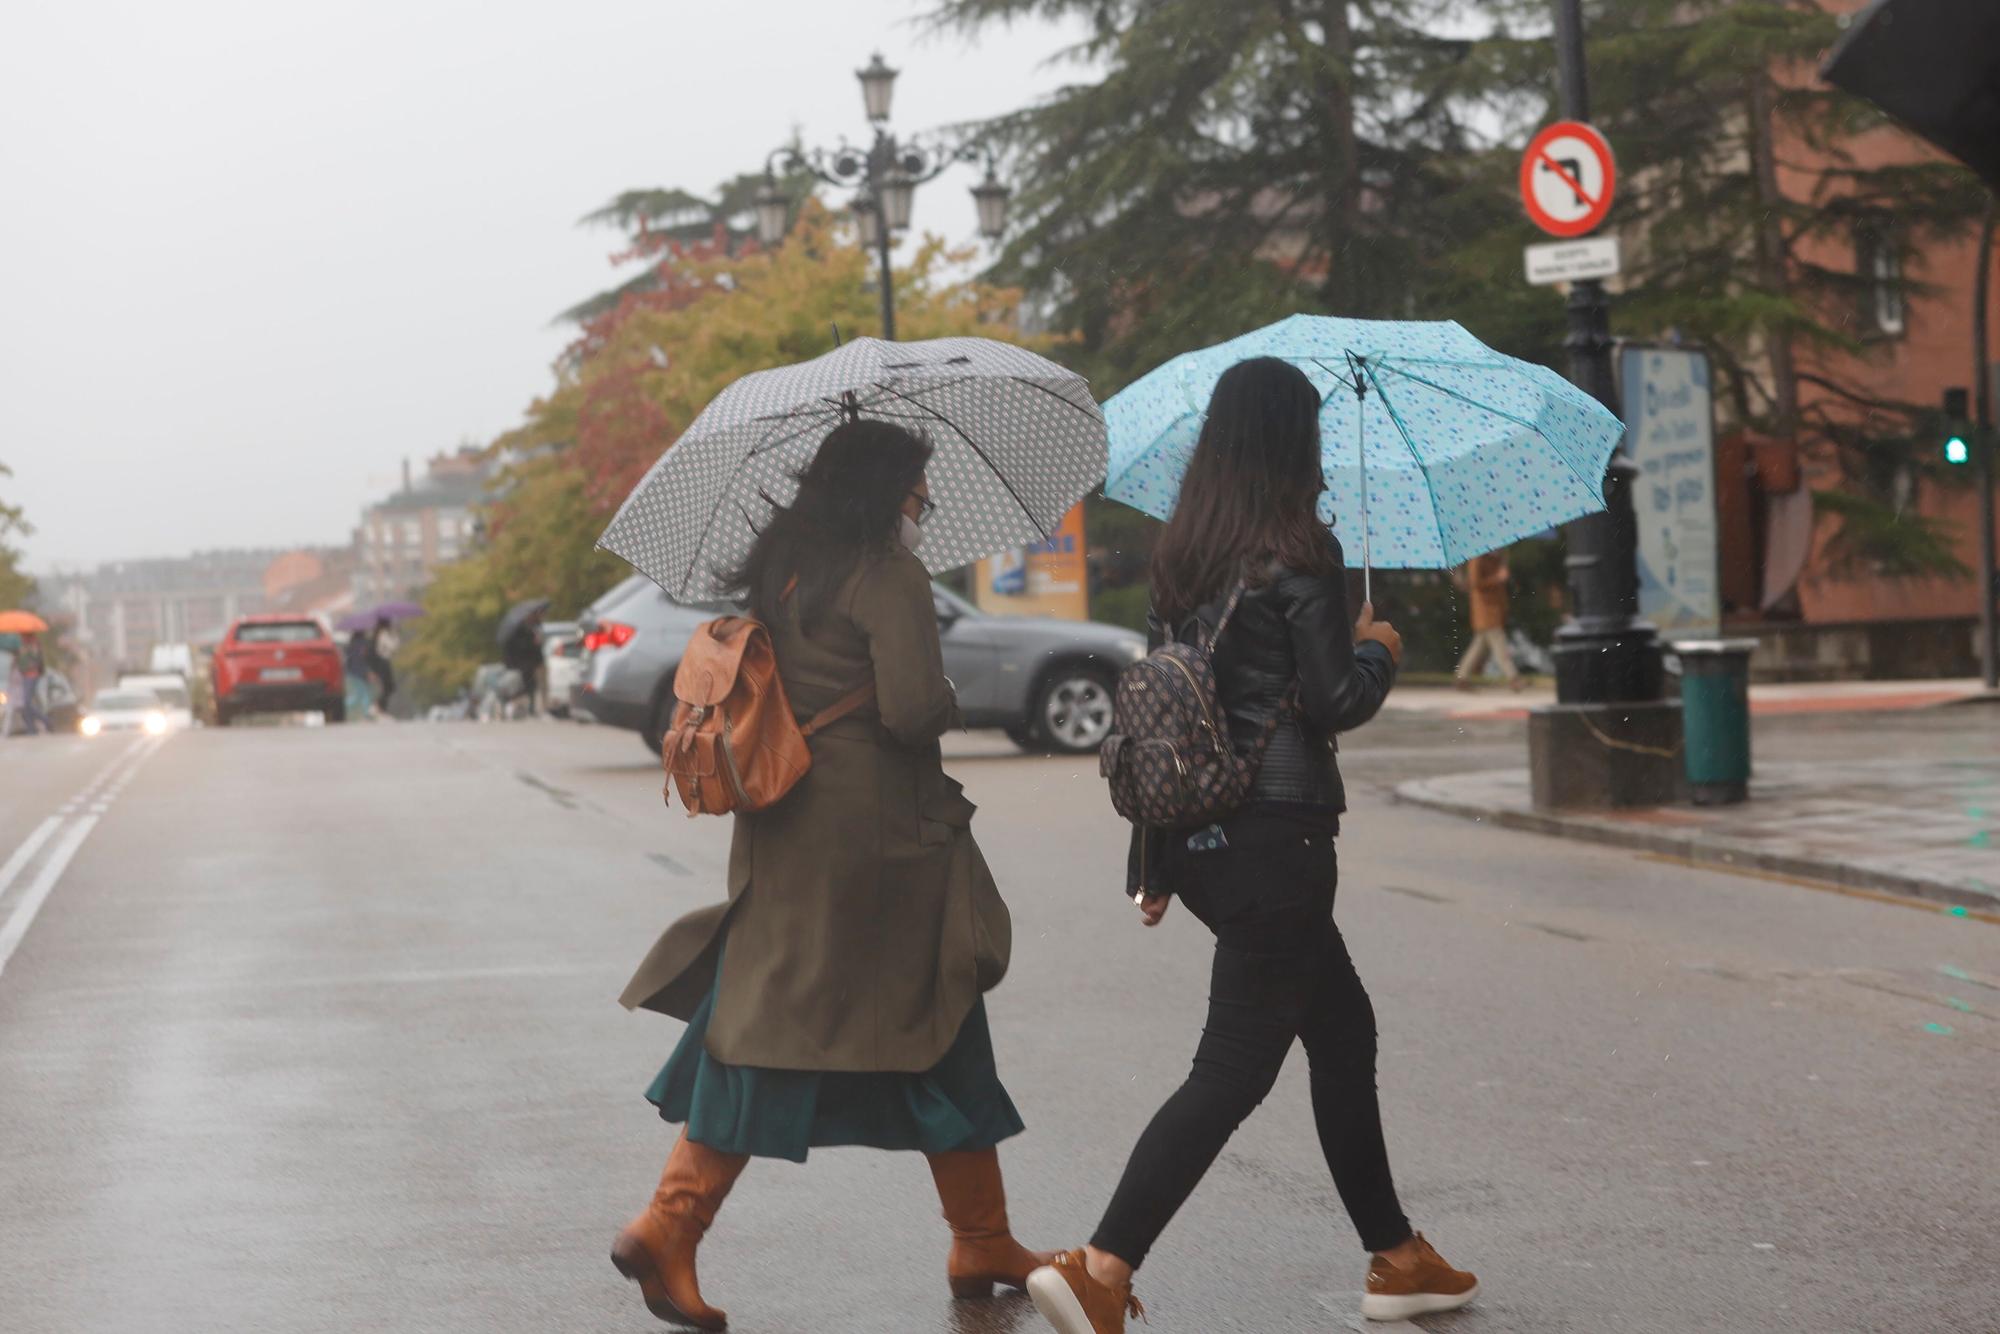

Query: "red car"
left=212, top=615, right=346, bottom=726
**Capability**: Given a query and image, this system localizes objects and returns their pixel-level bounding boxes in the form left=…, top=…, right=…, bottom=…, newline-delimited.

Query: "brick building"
left=351, top=449, right=488, bottom=606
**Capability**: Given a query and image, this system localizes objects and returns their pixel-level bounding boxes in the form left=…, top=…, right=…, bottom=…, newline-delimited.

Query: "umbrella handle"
left=1355, top=369, right=1372, bottom=607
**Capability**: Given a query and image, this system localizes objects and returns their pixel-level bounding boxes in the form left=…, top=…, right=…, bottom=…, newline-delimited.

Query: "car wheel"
left=215, top=705, right=233, bottom=728
left=1032, top=668, right=1115, bottom=754
left=325, top=700, right=346, bottom=724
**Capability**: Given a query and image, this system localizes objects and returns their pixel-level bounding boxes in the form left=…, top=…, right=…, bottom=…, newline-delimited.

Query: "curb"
left=1393, top=773, right=2000, bottom=915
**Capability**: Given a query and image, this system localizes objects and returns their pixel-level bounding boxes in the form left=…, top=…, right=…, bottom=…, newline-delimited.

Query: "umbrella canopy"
left=497, top=598, right=550, bottom=647
left=1822, top=0, right=2000, bottom=189
left=336, top=602, right=426, bottom=633
left=598, top=336, right=1107, bottom=601
left=1104, top=316, right=1624, bottom=582
left=0, top=611, right=49, bottom=635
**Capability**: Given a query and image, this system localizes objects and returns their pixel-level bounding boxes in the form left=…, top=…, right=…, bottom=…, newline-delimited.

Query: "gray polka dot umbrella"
left=598, top=336, right=1108, bottom=601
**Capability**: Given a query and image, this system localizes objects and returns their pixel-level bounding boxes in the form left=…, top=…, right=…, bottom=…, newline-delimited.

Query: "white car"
left=117, top=673, right=195, bottom=730
left=81, top=689, right=170, bottom=738
left=541, top=620, right=582, bottom=718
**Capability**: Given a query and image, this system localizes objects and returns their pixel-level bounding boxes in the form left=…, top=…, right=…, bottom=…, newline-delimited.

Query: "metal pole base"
left=1690, top=779, right=1749, bottom=807
left=1527, top=700, right=1685, bottom=811
left=1551, top=624, right=1663, bottom=704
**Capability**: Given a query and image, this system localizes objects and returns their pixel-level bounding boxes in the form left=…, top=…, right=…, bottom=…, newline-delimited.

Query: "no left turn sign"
left=1520, top=120, right=1616, bottom=238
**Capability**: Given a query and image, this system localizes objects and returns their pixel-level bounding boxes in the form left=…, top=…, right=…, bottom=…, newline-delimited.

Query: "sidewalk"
left=1385, top=677, right=1995, bottom=722
left=1397, top=758, right=2000, bottom=914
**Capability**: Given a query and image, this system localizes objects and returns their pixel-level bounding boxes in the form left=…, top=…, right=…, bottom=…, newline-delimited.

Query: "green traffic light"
left=1944, top=435, right=1971, bottom=465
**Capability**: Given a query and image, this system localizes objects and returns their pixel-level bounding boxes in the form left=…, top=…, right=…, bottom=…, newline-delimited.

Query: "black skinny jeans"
left=1091, top=812, right=1412, bottom=1268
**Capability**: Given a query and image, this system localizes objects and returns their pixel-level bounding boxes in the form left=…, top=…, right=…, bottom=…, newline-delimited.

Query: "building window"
left=1856, top=223, right=1905, bottom=337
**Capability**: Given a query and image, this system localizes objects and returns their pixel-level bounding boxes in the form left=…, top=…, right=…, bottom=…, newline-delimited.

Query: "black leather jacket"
left=1127, top=538, right=1396, bottom=894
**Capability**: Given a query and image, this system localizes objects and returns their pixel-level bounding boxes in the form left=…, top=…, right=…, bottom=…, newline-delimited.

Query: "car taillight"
left=586, top=621, right=635, bottom=652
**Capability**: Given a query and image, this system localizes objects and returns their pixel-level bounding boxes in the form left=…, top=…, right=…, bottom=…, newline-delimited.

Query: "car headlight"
left=144, top=712, right=168, bottom=735
left=81, top=715, right=102, bottom=737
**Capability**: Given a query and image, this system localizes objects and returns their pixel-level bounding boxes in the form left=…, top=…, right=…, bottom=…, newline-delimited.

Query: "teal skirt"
left=645, top=973, right=1025, bottom=1164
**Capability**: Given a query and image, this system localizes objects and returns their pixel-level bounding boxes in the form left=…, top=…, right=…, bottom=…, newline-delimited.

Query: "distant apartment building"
left=352, top=449, right=489, bottom=606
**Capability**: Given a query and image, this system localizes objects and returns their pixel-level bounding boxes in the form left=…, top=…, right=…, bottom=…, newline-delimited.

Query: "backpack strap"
left=1201, top=581, right=1250, bottom=650
left=799, top=681, right=877, bottom=738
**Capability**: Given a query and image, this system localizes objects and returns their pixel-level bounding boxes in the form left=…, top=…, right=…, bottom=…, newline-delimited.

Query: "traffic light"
left=1943, top=387, right=1971, bottom=465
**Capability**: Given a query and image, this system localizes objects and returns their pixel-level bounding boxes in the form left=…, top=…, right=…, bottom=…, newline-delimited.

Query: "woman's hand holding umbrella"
left=1355, top=602, right=1404, bottom=667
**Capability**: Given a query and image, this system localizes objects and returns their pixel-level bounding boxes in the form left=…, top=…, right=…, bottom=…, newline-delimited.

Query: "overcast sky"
left=0, top=0, right=1083, bottom=571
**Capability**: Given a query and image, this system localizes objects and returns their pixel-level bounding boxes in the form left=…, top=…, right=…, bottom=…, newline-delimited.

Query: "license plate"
left=259, top=667, right=304, bottom=682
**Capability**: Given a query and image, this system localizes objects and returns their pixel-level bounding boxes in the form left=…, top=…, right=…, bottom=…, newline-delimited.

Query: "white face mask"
left=898, top=513, right=926, bottom=554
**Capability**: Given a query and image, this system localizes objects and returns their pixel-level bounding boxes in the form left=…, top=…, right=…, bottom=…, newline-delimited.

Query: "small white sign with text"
left=1524, top=236, right=1621, bottom=286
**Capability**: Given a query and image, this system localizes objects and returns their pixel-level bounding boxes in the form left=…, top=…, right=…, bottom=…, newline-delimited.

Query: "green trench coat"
left=618, top=546, right=1013, bottom=1075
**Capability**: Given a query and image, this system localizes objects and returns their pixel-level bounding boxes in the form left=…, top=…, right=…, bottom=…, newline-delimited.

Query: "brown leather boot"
left=611, top=1131, right=750, bottom=1329
left=925, top=1148, right=1055, bottom=1298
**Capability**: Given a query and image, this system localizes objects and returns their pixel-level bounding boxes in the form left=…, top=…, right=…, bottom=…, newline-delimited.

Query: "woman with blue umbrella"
left=1026, top=358, right=1479, bottom=1334
left=1030, top=318, right=1622, bottom=1332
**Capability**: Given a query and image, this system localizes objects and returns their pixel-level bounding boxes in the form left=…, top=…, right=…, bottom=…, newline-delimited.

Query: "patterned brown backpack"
left=1098, top=583, right=1290, bottom=829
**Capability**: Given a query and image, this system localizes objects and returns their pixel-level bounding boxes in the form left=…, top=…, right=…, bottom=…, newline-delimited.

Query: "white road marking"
left=0, top=816, right=100, bottom=977
left=0, top=735, right=164, bottom=984
left=0, top=818, right=60, bottom=903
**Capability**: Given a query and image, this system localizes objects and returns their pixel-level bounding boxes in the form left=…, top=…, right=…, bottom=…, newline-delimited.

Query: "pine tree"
left=926, top=0, right=1559, bottom=391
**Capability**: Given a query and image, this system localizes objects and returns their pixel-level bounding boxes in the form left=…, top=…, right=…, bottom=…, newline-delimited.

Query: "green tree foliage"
left=939, top=0, right=1988, bottom=597
left=558, top=166, right=819, bottom=326
left=927, top=0, right=1559, bottom=393
left=0, top=463, right=36, bottom=613
left=1507, top=0, right=1989, bottom=577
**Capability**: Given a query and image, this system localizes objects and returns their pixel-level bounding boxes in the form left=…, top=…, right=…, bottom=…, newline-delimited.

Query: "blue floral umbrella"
left=1104, top=315, right=1625, bottom=598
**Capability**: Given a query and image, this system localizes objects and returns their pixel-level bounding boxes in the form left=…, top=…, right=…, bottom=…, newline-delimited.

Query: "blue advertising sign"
left=989, top=547, right=1028, bottom=597
left=1619, top=347, right=1719, bottom=637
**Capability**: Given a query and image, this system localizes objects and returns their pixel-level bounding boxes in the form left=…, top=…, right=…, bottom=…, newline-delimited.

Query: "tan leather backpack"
left=661, top=613, right=874, bottom=816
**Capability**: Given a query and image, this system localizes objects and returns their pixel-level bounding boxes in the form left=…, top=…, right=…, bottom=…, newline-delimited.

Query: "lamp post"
left=752, top=52, right=1010, bottom=341
left=1549, top=0, right=1658, bottom=706
left=1523, top=0, right=1680, bottom=813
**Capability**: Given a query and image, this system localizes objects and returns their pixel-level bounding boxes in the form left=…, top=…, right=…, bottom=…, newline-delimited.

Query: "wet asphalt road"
left=0, top=715, right=1994, bottom=1333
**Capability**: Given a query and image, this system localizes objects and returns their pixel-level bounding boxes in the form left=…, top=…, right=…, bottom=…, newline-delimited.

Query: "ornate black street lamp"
left=753, top=52, right=1010, bottom=341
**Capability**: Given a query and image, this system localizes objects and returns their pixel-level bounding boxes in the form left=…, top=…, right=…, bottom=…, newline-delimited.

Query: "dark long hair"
left=726, top=419, right=935, bottom=624
left=1149, top=356, right=1339, bottom=623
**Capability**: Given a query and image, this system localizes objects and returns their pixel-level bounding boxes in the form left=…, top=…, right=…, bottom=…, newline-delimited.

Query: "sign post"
left=1522, top=0, right=1677, bottom=814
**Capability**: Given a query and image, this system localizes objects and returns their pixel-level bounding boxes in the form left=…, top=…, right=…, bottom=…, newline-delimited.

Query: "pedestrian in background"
left=14, top=633, right=48, bottom=735
left=501, top=610, right=542, bottom=717
left=1452, top=549, right=1525, bottom=692
left=2, top=647, right=22, bottom=739
left=344, top=629, right=377, bottom=720
left=610, top=421, right=1045, bottom=1330
left=367, top=617, right=400, bottom=716
left=1026, top=358, right=1477, bottom=1334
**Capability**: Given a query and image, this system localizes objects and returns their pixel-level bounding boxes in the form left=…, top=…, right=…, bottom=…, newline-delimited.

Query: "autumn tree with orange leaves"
left=400, top=199, right=1050, bottom=698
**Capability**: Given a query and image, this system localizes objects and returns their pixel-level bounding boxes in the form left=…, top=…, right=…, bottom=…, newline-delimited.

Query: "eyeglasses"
left=908, top=492, right=938, bottom=526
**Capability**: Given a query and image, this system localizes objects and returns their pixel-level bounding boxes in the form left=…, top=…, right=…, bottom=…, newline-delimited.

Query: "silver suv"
left=570, top=577, right=1145, bottom=755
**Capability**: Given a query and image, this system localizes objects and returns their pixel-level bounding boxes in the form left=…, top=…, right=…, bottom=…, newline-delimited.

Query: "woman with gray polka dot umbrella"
left=598, top=335, right=1108, bottom=601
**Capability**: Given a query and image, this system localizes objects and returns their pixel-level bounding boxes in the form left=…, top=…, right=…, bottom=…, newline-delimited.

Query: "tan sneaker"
left=1361, top=1233, right=1478, bottom=1322
left=1026, top=1249, right=1145, bottom=1334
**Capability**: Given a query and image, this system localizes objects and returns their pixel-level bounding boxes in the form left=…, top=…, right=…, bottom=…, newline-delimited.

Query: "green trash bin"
left=1674, top=639, right=1756, bottom=805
